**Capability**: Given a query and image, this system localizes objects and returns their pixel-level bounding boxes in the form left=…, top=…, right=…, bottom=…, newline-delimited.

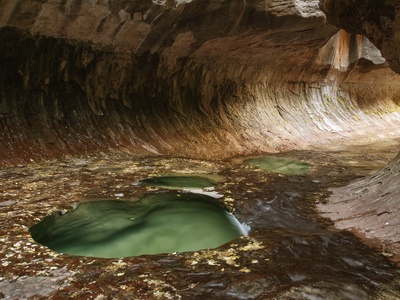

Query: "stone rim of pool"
left=30, top=192, right=249, bottom=258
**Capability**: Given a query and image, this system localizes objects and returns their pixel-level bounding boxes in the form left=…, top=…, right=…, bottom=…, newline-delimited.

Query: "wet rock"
left=319, top=0, right=400, bottom=265
left=319, top=153, right=400, bottom=265
left=0, top=267, right=74, bottom=299
left=0, top=152, right=400, bottom=299
left=1, top=0, right=400, bottom=297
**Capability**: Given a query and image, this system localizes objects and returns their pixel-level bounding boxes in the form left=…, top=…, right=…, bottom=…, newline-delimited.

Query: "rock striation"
left=319, top=152, right=400, bottom=264
left=318, top=0, right=400, bottom=264
left=1, top=0, right=400, bottom=263
left=0, top=0, right=400, bottom=165
left=320, top=0, right=400, bottom=73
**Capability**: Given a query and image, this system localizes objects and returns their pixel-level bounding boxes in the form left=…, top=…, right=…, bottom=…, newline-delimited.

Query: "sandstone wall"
left=320, top=0, right=400, bottom=73
left=0, top=0, right=400, bottom=165
left=319, top=0, right=400, bottom=264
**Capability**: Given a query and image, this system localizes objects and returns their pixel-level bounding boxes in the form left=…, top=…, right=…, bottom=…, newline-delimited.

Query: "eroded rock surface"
left=1, top=1, right=400, bottom=298
left=0, top=0, right=400, bottom=164
left=319, top=153, right=400, bottom=263
left=319, top=0, right=400, bottom=264
left=320, top=0, right=400, bottom=73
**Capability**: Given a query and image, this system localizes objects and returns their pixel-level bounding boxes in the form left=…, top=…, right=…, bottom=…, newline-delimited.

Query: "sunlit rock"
left=319, top=0, right=400, bottom=264
left=0, top=0, right=399, bottom=266
left=0, top=0, right=400, bottom=164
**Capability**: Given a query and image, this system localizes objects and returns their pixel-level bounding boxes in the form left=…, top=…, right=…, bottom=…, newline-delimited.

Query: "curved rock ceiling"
left=0, top=0, right=400, bottom=260
left=1, top=0, right=400, bottom=164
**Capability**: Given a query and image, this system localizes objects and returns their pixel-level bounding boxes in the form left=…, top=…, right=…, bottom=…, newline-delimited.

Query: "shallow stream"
left=1, top=139, right=400, bottom=299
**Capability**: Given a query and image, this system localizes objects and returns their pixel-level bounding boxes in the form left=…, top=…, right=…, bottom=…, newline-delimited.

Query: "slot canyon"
left=1, top=0, right=400, bottom=299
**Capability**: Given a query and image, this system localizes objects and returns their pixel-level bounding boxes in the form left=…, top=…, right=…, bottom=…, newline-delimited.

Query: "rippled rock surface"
left=1, top=0, right=400, bottom=298
left=319, top=0, right=400, bottom=265
left=1, top=0, right=400, bottom=164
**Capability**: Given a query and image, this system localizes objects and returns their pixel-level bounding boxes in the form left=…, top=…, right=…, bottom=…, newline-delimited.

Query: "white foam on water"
left=182, top=188, right=223, bottom=198
left=226, top=212, right=251, bottom=236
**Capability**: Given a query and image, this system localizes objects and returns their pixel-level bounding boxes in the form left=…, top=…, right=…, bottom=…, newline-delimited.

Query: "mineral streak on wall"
left=1, top=0, right=400, bottom=166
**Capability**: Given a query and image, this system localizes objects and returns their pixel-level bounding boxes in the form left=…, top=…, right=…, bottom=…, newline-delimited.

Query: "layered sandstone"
left=0, top=0, right=400, bottom=165
left=319, top=0, right=400, bottom=263
left=1, top=0, right=400, bottom=263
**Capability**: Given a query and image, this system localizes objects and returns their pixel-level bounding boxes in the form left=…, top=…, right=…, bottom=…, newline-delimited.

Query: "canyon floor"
left=1, top=138, right=400, bottom=299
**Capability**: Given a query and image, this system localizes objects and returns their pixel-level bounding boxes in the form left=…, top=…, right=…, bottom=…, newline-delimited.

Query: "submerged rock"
left=30, top=193, right=248, bottom=258
left=1, top=153, right=400, bottom=299
left=245, top=156, right=312, bottom=175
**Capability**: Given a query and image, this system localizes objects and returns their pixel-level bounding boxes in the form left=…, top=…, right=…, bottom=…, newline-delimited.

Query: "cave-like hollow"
left=1, top=0, right=400, bottom=299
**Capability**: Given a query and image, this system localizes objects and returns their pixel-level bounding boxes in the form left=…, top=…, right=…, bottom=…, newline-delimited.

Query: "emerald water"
left=3, top=141, right=400, bottom=298
left=245, top=156, right=312, bottom=175
left=30, top=192, right=248, bottom=258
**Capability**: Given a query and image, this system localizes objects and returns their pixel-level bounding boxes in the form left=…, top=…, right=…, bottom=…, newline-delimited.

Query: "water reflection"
left=2, top=145, right=399, bottom=298
left=245, top=156, right=312, bottom=175
left=30, top=192, right=248, bottom=258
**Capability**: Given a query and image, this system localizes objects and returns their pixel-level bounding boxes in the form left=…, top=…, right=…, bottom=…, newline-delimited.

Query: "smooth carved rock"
left=319, top=0, right=400, bottom=73
left=1, top=0, right=400, bottom=164
left=320, top=0, right=400, bottom=264
left=319, top=152, right=400, bottom=264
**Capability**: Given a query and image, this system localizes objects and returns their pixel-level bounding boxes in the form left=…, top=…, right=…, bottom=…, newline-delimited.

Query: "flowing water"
left=1, top=139, right=400, bottom=299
